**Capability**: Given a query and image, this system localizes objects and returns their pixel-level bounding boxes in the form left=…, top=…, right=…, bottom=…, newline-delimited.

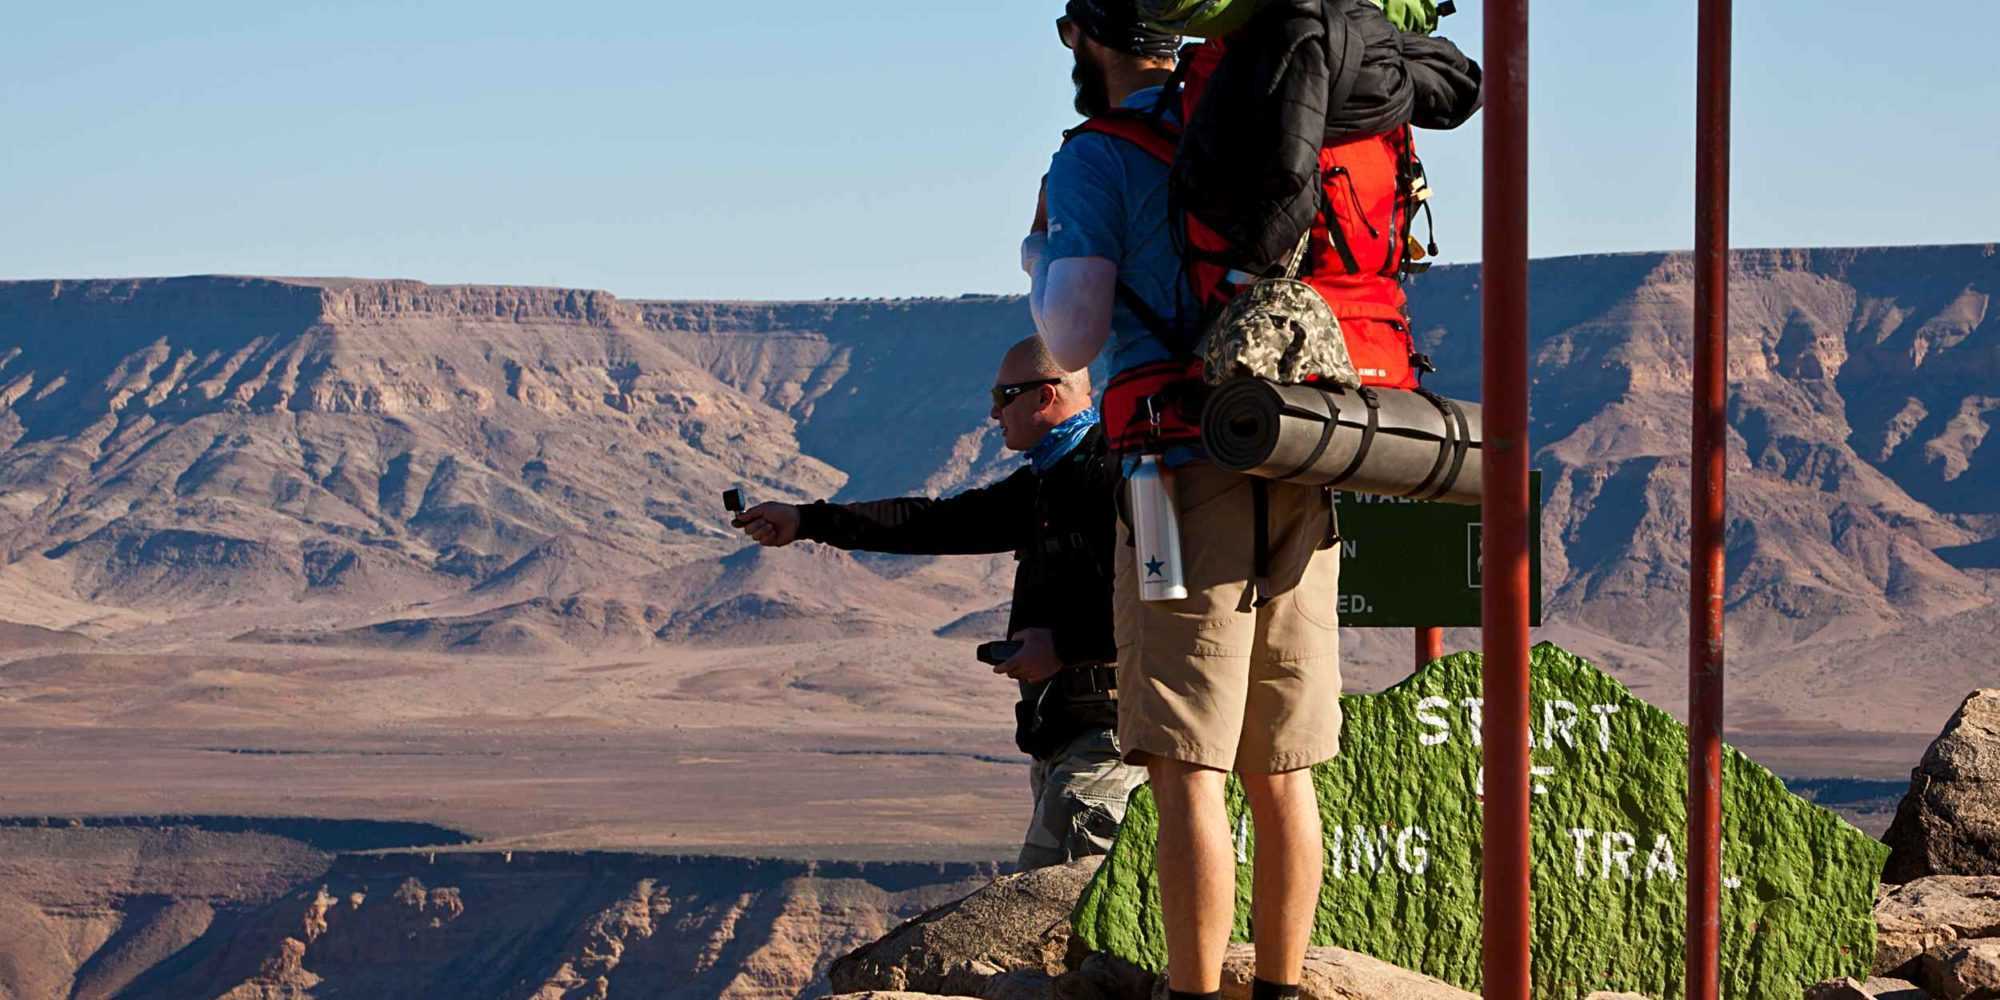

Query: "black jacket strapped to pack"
left=796, top=425, right=1120, bottom=760
left=1174, top=0, right=1482, bottom=274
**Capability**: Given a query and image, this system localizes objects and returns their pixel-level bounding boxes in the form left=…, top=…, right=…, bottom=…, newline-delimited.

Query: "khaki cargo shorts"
left=1115, top=462, right=1343, bottom=775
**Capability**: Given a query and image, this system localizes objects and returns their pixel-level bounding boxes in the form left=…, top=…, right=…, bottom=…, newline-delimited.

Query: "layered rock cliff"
left=0, top=820, right=992, bottom=1000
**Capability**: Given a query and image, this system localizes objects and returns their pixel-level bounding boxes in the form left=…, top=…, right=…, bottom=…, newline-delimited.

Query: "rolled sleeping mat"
left=1201, top=378, right=1482, bottom=504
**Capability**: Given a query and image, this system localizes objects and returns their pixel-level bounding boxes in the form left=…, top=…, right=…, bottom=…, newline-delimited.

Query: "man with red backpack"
left=1024, top=5, right=1344, bottom=1000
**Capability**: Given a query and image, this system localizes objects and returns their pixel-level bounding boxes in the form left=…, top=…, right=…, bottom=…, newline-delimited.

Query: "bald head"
left=1000, top=336, right=1092, bottom=400
left=990, top=335, right=1094, bottom=453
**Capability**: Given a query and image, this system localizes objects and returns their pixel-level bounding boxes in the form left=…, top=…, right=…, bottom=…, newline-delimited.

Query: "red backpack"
left=1072, top=46, right=1428, bottom=395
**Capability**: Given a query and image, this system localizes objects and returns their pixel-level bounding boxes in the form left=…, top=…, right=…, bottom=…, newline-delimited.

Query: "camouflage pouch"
left=1198, top=278, right=1361, bottom=388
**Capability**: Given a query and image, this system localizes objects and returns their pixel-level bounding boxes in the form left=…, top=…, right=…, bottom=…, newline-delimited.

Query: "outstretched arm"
left=734, top=469, right=1036, bottom=557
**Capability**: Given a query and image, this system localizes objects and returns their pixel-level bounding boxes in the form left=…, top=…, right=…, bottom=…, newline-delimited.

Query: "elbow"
left=1048, top=338, right=1096, bottom=373
left=1042, top=309, right=1105, bottom=373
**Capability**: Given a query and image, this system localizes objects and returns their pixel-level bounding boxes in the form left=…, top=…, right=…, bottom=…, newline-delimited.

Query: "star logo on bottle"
left=1145, top=557, right=1166, bottom=579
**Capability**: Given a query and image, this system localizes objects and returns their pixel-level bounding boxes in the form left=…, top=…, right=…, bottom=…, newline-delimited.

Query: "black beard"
left=1072, top=47, right=1111, bottom=117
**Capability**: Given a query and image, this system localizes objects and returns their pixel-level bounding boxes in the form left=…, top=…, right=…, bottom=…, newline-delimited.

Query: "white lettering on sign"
left=1476, top=764, right=1557, bottom=799
left=1417, top=697, right=1452, bottom=746
left=1600, top=831, right=1638, bottom=880
left=1346, top=492, right=1420, bottom=505
left=1567, top=829, right=1687, bottom=882
left=1646, top=834, right=1680, bottom=880
left=1414, top=699, right=1624, bottom=762
left=1409, top=697, right=1644, bottom=812
left=1592, top=704, right=1621, bottom=753
left=1336, top=594, right=1373, bottom=615
left=1542, top=700, right=1580, bottom=750
left=1569, top=828, right=1597, bottom=877
left=1330, top=825, right=1431, bottom=879
left=1342, top=538, right=1359, bottom=558
left=1397, top=827, right=1431, bottom=876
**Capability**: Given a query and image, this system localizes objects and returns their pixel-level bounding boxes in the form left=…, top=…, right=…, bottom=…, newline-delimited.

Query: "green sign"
left=1334, top=472, right=1543, bottom=628
left=1071, top=643, right=1886, bottom=999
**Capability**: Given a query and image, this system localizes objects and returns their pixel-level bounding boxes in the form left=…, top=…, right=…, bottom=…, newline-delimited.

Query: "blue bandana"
left=1028, top=408, right=1100, bottom=475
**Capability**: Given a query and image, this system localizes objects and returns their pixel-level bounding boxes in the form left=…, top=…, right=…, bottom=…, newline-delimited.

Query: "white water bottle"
left=1129, top=455, right=1188, bottom=602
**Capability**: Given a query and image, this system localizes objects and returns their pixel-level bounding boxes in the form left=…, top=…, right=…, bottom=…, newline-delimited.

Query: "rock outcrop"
left=827, top=860, right=1095, bottom=996
left=0, top=824, right=997, bottom=1000
left=824, top=861, right=1517, bottom=1000
left=1887, top=692, right=2000, bottom=882
left=1876, top=876, right=2000, bottom=998
left=825, top=994, right=983, bottom=1000
left=1210, top=944, right=1475, bottom=999
left=1924, top=939, right=2000, bottom=1000
left=1807, top=978, right=1931, bottom=999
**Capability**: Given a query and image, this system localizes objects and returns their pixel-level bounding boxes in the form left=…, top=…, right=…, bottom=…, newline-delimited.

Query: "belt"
left=1063, top=663, right=1119, bottom=699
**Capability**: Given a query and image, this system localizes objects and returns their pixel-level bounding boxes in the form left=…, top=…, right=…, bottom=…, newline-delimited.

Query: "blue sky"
left=4, top=1, right=1996, bottom=300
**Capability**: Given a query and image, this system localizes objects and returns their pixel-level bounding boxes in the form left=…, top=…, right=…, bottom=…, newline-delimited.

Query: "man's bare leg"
left=1148, top=758, right=1235, bottom=993
left=1239, top=768, right=1323, bottom=984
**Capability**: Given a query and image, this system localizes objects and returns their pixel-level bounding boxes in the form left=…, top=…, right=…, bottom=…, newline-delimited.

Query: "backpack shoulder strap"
left=1063, top=111, right=1180, bottom=167
left=1114, top=281, right=1183, bottom=350
left=1060, top=110, right=1196, bottom=355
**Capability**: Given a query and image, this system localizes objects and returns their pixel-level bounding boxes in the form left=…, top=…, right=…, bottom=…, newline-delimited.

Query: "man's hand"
left=733, top=502, right=802, bottom=547
left=995, top=627, right=1064, bottom=684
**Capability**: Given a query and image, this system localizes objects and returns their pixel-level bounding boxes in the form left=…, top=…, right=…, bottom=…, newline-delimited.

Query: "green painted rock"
left=1072, top=643, right=1888, bottom=999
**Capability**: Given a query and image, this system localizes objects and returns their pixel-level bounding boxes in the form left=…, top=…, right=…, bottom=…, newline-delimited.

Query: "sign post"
left=1688, top=0, right=1734, bottom=993
left=1415, top=626, right=1444, bottom=671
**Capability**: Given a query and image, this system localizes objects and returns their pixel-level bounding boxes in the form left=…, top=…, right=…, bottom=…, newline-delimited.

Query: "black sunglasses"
left=1057, top=14, right=1078, bottom=48
left=992, top=378, right=1061, bottom=409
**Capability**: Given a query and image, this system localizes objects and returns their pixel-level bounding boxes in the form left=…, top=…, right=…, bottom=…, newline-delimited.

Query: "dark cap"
left=1064, top=0, right=1181, bottom=59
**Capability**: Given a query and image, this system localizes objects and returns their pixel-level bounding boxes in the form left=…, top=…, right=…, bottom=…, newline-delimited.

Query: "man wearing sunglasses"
left=732, top=336, right=1144, bottom=870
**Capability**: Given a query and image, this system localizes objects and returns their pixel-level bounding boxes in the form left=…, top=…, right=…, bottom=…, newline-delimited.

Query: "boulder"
left=1054, top=952, right=1156, bottom=1000
left=829, top=859, right=1099, bottom=997
left=1204, top=943, right=1476, bottom=1000
left=980, top=970, right=1059, bottom=1000
left=1866, top=980, right=1935, bottom=1000
left=1886, top=691, right=2000, bottom=883
left=1876, top=877, right=2000, bottom=975
left=1809, top=978, right=1932, bottom=999
left=1923, top=940, right=2000, bottom=1000
left=825, top=994, right=985, bottom=1000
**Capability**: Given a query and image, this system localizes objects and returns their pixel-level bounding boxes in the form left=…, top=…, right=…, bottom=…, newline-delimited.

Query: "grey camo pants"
left=1018, top=727, right=1149, bottom=870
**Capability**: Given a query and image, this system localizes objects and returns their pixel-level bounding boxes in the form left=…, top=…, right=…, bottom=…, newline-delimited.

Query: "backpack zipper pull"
left=1326, top=166, right=1381, bottom=239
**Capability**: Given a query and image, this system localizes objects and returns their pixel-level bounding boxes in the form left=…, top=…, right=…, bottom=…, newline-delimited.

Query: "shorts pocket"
left=1289, top=548, right=1344, bottom=631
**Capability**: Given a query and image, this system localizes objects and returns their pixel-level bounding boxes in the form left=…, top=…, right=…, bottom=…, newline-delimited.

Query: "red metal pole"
left=1688, top=0, right=1732, bottom=994
left=1481, top=0, right=1532, bottom=993
left=1416, top=627, right=1444, bottom=671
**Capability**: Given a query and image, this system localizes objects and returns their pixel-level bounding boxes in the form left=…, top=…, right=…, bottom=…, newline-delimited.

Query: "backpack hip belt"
left=1103, top=358, right=1208, bottom=456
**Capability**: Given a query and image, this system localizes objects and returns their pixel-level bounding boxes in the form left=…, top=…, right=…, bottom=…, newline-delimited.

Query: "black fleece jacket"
left=795, top=425, right=1119, bottom=757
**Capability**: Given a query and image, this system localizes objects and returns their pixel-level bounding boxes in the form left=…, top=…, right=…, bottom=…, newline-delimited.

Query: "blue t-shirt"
left=1044, top=86, right=1185, bottom=378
